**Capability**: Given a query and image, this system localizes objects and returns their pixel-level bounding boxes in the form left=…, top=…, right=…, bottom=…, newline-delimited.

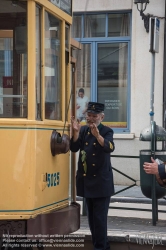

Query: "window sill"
left=114, top=133, right=135, bottom=139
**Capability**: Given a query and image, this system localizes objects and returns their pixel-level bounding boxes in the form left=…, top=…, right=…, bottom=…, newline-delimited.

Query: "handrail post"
left=151, top=121, right=158, bottom=225
left=82, top=198, right=87, bottom=216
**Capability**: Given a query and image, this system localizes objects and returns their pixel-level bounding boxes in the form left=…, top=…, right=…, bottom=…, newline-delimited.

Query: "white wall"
left=73, top=0, right=166, bottom=186
left=73, top=0, right=132, bottom=12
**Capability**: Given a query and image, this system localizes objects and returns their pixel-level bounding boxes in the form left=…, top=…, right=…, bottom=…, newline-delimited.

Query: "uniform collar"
left=87, top=123, right=103, bottom=133
left=97, top=123, right=103, bottom=131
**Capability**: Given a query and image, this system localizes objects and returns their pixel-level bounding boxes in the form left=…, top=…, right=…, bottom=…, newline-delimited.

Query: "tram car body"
left=0, top=0, right=80, bottom=238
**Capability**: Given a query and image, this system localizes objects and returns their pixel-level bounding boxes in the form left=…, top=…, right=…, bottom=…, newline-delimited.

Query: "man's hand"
left=143, top=157, right=159, bottom=175
left=89, top=123, right=99, bottom=138
left=89, top=123, right=104, bottom=146
left=71, top=117, right=81, bottom=141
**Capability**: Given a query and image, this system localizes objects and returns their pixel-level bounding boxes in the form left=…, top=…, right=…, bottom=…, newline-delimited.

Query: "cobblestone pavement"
left=74, top=185, right=166, bottom=247
left=73, top=215, right=166, bottom=246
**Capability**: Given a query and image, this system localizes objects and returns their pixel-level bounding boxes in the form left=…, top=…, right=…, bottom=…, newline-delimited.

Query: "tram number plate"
left=47, top=172, right=60, bottom=187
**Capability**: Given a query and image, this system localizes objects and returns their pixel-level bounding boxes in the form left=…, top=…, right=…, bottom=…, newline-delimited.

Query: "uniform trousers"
left=85, top=196, right=110, bottom=250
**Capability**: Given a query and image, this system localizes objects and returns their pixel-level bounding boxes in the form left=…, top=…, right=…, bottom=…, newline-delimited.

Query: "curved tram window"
left=0, top=1, right=27, bottom=118
left=45, top=12, right=61, bottom=120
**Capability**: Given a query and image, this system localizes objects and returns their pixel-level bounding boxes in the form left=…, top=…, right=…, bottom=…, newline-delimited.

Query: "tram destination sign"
left=50, top=0, right=72, bottom=16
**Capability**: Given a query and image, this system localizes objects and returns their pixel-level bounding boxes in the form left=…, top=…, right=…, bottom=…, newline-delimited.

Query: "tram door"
left=70, top=39, right=82, bottom=202
left=70, top=39, right=82, bottom=118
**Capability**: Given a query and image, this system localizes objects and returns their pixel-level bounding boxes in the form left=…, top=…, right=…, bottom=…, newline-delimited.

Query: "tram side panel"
left=34, top=129, right=69, bottom=213
left=0, top=127, right=69, bottom=219
left=0, top=128, right=34, bottom=216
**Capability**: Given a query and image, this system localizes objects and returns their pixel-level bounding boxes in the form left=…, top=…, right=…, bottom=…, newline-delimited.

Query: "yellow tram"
left=0, top=0, right=80, bottom=241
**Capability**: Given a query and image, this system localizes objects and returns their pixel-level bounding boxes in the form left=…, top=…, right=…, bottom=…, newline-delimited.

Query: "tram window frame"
left=65, top=24, right=70, bottom=120
left=36, top=5, right=42, bottom=120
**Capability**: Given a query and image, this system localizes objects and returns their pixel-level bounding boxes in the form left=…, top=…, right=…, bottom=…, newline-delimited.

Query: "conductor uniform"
left=70, top=102, right=115, bottom=250
left=158, top=164, right=166, bottom=180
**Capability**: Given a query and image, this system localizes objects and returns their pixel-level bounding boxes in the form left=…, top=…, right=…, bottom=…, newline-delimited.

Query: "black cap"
left=87, top=102, right=104, bottom=114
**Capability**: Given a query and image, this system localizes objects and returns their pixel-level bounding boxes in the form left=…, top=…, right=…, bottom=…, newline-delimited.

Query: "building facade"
left=72, top=0, right=166, bottom=185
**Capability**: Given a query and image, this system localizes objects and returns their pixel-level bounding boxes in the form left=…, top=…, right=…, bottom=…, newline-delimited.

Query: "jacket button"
left=92, top=164, right=95, bottom=166
left=85, top=142, right=88, bottom=145
left=92, top=154, right=95, bottom=156
left=93, top=143, right=96, bottom=145
left=83, top=174, right=86, bottom=176
left=93, top=175, right=96, bottom=177
left=88, top=132, right=90, bottom=134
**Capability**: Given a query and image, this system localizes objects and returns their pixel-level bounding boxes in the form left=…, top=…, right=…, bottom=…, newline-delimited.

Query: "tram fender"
left=27, top=202, right=80, bottom=235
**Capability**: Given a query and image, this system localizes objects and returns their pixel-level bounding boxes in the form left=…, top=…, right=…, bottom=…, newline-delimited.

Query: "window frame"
left=72, top=11, right=131, bottom=133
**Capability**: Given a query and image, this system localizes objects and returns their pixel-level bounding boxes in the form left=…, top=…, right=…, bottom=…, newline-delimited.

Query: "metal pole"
left=150, top=49, right=158, bottom=225
left=149, top=53, right=155, bottom=122
left=151, top=121, right=157, bottom=226
left=71, top=152, right=76, bottom=203
left=82, top=198, right=87, bottom=216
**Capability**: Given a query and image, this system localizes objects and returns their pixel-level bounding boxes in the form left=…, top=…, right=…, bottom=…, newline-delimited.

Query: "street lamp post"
left=134, top=0, right=161, bottom=226
left=134, top=0, right=151, bottom=32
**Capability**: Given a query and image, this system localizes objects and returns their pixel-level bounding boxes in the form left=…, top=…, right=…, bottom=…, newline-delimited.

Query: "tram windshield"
left=0, top=0, right=27, bottom=118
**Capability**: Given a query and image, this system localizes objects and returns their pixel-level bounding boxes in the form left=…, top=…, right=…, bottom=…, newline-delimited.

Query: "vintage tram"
left=0, top=0, right=80, bottom=246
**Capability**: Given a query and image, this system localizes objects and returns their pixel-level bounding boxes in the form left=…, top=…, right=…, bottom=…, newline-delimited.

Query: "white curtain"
left=118, top=14, right=129, bottom=87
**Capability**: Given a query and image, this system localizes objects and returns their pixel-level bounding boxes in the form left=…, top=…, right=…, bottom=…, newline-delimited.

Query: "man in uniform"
left=70, top=102, right=115, bottom=250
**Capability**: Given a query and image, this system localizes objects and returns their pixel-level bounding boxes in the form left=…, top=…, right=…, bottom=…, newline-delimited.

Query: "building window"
left=84, top=14, right=106, bottom=37
left=97, top=43, right=128, bottom=127
left=108, top=13, right=130, bottom=37
left=72, top=13, right=130, bottom=132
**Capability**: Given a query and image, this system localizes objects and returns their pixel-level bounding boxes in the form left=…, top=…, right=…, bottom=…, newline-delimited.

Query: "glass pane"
left=36, top=6, right=41, bottom=120
left=108, top=13, right=130, bottom=37
left=65, top=24, right=69, bottom=50
left=73, top=44, right=91, bottom=121
left=0, top=1, right=27, bottom=118
left=97, top=43, right=128, bottom=128
left=45, top=12, right=61, bottom=120
left=71, top=15, right=82, bottom=38
left=84, top=14, right=106, bottom=37
left=48, top=0, right=72, bottom=16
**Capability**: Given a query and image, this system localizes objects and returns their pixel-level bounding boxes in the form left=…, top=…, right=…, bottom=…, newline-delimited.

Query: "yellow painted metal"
left=0, top=126, right=70, bottom=219
left=28, top=0, right=36, bottom=120
left=41, top=7, right=45, bottom=121
left=34, top=0, right=72, bottom=24
left=61, top=20, right=66, bottom=122
left=0, top=0, right=72, bottom=220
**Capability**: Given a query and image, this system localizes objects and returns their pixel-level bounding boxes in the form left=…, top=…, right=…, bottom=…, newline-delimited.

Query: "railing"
left=82, top=154, right=166, bottom=219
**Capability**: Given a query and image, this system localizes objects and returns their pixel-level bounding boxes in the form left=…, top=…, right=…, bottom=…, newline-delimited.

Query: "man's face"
left=86, top=112, right=104, bottom=127
left=78, top=92, right=84, bottom=98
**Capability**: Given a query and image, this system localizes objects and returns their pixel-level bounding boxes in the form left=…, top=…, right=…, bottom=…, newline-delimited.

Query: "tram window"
left=45, top=12, right=62, bottom=120
left=0, top=1, right=27, bottom=118
left=65, top=24, right=69, bottom=51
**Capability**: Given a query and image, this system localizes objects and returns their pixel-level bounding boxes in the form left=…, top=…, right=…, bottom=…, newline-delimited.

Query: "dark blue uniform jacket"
left=158, top=164, right=166, bottom=180
left=70, top=123, right=115, bottom=198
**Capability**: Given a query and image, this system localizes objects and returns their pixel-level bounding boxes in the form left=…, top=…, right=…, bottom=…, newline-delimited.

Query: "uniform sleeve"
left=158, top=164, right=166, bottom=180
left=103, top=128, right=115, bottom=153
left=70, top=127, right=85, bottom=152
